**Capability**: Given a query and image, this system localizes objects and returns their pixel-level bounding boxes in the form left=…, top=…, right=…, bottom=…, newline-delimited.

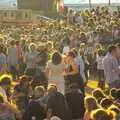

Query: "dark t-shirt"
left=47, top=92, right=71, bottom=120
left=24, top=98, right=46, bottom=120
left=65, top=91, right=85, bottom=119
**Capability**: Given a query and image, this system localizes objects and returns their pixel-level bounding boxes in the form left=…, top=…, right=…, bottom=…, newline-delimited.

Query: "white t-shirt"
left=96, top=55, right=104, bottom=70
left=63, top=46, right=70, bottom=55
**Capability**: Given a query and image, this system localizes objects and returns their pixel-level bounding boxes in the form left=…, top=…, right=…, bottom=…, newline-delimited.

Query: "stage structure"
left=0, top=10, right=32, bottom=24
left=17, top=0, right=64, bottom=13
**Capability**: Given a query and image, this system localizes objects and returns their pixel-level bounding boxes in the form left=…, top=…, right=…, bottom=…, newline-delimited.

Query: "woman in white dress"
left=46, top=52, right=65, bottom=94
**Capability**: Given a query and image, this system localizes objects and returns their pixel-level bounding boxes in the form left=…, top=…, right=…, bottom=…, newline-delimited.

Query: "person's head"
left=29, top=43, right=36, bottom=52
left=91, top=109, right=113, bottom=120
left=15, top=40, right=19, bottom=46
left=47, top=84, right=57, bottom=94
left=46, top=41, right=53, bottom=52
left=92, top=89, right=105, bottom=103
left=97, top=49, right=104, bottom=56
left=52, top=52, right=62, bottom=65
left=110, top=88, right=118, bottom=100
left=67, top=51, right=76, bottom=63
left=37, top=44, right=45, bottom=52
left=85, top=96, right=98, bottom=112
left=19, top=75, right=31, bottom=87
left=100, top=98, right=113, bottom=109
left=108, top=45, right=117, bottom=57
left=80, top=32, right=86, bottom=39
left=10, top=40, right=15, bottom=46
left=34, top=86, right=45, bottom=98
left=0, top=74, right=12, bottom=90
left=108, top=105, right=120, bottom=117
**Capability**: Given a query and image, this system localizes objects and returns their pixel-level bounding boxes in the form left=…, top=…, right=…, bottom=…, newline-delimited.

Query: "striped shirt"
left=103, top=53, right=120, bottom=84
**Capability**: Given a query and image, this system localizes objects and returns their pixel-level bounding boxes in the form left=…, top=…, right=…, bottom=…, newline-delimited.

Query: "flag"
left=58, top=0, right=64, bottom=12
left=53, top=0, right=57, bottom=11
left=53, top=0, right=64, bottom=12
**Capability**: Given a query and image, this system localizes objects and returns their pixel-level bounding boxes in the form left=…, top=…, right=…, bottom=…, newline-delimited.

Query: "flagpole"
left=109, top=0, right=111, bottom=6
left=89, top=0, right=91, bottom=9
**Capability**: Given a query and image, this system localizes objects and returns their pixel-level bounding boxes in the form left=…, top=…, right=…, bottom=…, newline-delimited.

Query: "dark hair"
left=92, top=89, right=105, bottom=103
left=67, top=51, right=76, bottom=59
left=92, top=109, right=111, bottom=120
left=108, top=45, right=117, bottom=53
left=100, top=98, right=113, bottom=109
left=85, top=96, right=98, bottom=112
left=19, top=75, right=31, bottom=83
left=0, top=75, right=12, bottom=86
left=98, top=49, right=104, bottom=56
left=52, top=52, right=62, bottom=65
left=109, top=106, right=120, bottom=115
left=110, top=88, right=118, bottom=99
left=72, top=48, right=78, bottom=57
left=10, top=40, right=15, bottom=46
left=15, top=40, right=19, bottom=45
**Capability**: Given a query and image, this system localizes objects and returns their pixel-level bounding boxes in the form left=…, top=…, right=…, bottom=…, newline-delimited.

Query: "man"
left=46, top=84, right=71, bottom=120
left=0, top=44, right=7, bottom=74
left=24, top=86, right=46, bottom=120
left=7, top=40, right=19, bottom=79
left=103, top=45, right=120, bottom=89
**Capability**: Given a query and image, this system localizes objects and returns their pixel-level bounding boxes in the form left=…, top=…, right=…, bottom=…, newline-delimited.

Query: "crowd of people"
left=0, top=5, right=119, bottom=120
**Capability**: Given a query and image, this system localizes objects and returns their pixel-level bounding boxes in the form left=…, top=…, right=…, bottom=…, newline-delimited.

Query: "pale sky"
left=0, top=0, right=120, bottom=5
left=64, top=0, right=120, bottom=4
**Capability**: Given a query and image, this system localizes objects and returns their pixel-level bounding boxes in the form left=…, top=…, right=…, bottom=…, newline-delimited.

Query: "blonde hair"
left=47, top=84, right=57, bottom=93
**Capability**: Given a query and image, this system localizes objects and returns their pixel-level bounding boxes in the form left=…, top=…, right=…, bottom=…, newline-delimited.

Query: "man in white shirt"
left=103, top=45, right=120, bottom=89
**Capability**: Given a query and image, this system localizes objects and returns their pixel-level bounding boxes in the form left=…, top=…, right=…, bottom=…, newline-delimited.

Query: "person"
left=46, top=52, right=65, bottom=94
left=91, top=109, right=113, bottom=120
left=24, top=86, right=46, bottom=120
left=24, top=43, right=37, bottom=77
left=64, top=51, right=85, bottom=119
left=7, top=40, right=19, bottom=79
left=108, top=105, right=120, bottom=120
left=96, top=49, right=105, bottom=89
left=103, top=45, right=120, bottom=89
left=63, top=44, right=70, bottom=55
left=0, top=74, right=12, bottom=102
left=0, top=94, right=22, bottom=120
left=0, top=44, right=7, bottom=75
left=100, top=98, right=113, bottom=109
left=12, top=75, right=33, bottom=113
left=92, top=89, right=105, bottom=104
left=36, top=48, right=48, bottom=73
left=84, top=96, right=98, bottom=120
left=73, top=49, right=86, bottom=84
left=46, top=84, right=71, bottom=120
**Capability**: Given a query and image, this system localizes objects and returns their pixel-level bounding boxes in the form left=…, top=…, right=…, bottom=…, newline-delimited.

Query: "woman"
left=63, top=51, right=85, bottom=120
left=0, top=94, right=22, bottom=120
left=84, top=96, right=98, bottom=120
left=46, top=52, right=65, bottom=94
left=24, top=43, right=37, bottom=77
left=96, top=49, right=105, bottom=89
